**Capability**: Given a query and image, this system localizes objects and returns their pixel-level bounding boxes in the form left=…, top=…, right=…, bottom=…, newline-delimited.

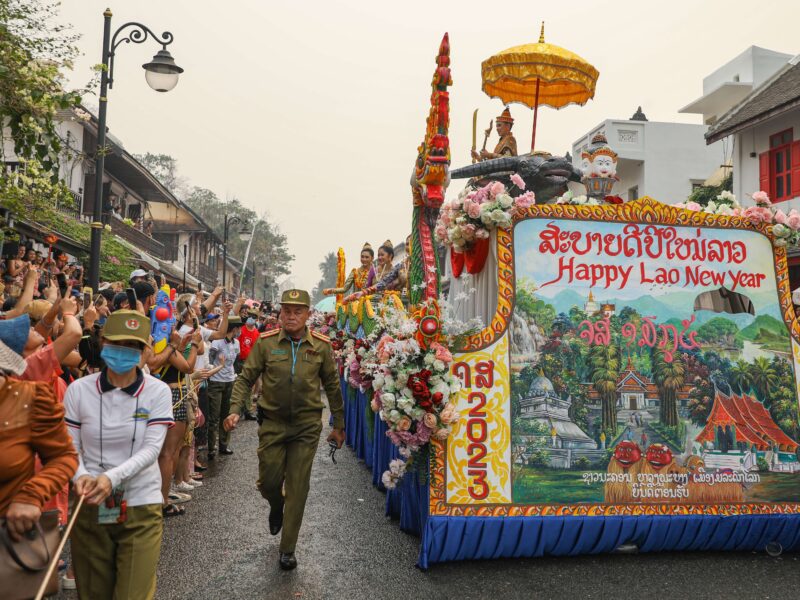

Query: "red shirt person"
left=238, top=317, right=260, bottom=363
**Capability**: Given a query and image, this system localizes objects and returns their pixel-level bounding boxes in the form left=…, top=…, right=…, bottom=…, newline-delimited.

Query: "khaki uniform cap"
left=280, top=289, right=310, bottom=307
left=102, top=310, right=152, bottom=348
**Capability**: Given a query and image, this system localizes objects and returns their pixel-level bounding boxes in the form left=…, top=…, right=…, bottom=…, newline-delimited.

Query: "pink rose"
left=462, top=223, right=477, bottom=241
left=434, top=427, right=451, bottom=440
left=440, top=409, right=455, bottom=424
left=490, top=181, right=505, bottom=198
left=475, top=228, right=490, bottom=239
left=397, top=417, right=412, bottom=431
left=752, top=190, right=771, bottom=206
left=515, top=191, right=535, bottom=208
left=774, top=209, right=788, bottom=225
left=431, top=342, right=453, bottom=363
left=465, top=199, right=482, bottom=219
left=370, top=397, right=381, bottom=412
left=787, top=213, right=800, bottom=230
left=423, top=412, right=438, bottom=429
left=435, top=224, right=448, bottom=240
left=510, top=173, right=526, bottom=190
left=732, top=208, right=741, bottom=216
left=743, top=206, right=770, bottom=224
left=685, top=201, right=701, bottom=211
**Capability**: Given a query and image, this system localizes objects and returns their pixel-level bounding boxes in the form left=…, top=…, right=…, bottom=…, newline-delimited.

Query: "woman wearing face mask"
left=322, top=242, right=375, bottom=297
left=64, top=310, right=174, bottom=600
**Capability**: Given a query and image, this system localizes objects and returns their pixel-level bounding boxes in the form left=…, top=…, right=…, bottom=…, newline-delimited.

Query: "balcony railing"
left=54, top=191, right=85, bottom=222
left=189, top=261, right=218, bottom=288
left=108, top=218, right=165, bottom=259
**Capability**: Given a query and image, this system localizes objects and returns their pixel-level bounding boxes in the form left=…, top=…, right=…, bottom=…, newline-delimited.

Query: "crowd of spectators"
left=0, top=238, right=282, bottom=599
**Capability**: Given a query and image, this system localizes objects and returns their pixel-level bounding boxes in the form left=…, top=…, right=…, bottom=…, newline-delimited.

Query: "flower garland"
left=435, top=177, right=535, bottom=252
left=675, top=190, right=800, bottom=247
left=334, top=298, right=480, bottom=488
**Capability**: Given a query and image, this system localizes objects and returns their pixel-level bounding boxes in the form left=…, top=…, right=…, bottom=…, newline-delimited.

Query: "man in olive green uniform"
left=224, top=289, right=345, bottom=570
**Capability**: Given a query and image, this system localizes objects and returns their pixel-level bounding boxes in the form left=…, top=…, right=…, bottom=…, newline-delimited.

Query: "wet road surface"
left=62, top=414, right=800, bottom=600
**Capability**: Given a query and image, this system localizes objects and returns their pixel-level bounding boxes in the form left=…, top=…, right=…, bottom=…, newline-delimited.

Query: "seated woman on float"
left=345, top=237, right=409, bottom=303
left=323, top=242, right=375, bottom=297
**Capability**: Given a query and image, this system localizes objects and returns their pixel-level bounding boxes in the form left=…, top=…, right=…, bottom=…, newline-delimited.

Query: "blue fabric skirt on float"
left=340, top=381, right=800, bottom=569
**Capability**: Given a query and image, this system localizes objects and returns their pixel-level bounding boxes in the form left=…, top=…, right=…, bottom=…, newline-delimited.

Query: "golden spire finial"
left=538, top=21, right=545, bottom=43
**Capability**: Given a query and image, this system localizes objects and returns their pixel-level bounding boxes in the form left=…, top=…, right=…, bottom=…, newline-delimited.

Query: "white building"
left=570, top=108, right=721, bottom=204
left=680, top=46, right=792, bottom=126
left=705, top=55, right=800, bottom=212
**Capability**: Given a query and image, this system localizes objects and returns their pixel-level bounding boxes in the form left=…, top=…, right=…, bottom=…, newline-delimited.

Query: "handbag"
left=0, top=510, right=60, bottom=600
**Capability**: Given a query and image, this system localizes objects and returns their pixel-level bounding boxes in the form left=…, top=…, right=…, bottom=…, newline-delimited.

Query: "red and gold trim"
left=432, top=196, right=800, bottom=518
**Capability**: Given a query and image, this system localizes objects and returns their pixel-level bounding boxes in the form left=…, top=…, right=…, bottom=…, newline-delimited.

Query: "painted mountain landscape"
left=510, top=217, right=800, bottom=506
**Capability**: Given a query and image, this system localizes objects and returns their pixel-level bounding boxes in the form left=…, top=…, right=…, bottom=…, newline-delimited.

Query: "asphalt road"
left=62, top=413, right=800, bottom=600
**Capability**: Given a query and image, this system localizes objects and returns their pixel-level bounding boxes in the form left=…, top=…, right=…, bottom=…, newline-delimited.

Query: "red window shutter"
left=792, top=140, right=800, bottom=197
left=759, top=151, right=770, bottom=196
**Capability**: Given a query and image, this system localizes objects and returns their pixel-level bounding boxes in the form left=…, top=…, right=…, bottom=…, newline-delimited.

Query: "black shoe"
left=243, top=412, right=258, bottom=421
left=269, top=502, right=284, bottom=535
left=279, top=552, right=297, bottom=571
left=207, top=452, right=216, bottom=461
left=219, top=446, right=234, bottom=455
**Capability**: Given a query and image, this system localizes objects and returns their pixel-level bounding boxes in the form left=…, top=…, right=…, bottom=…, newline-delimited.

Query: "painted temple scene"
left=509, top=216, right=800, bottom=505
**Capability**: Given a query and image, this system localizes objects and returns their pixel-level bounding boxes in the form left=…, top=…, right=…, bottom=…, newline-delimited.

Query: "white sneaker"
left=174, top=481, right=195, bottom=492
left=61, top=574, right=77, bottom=590
left=186, top=479, right=203, bottom=487
left=169, top=491, right=191, bottom=504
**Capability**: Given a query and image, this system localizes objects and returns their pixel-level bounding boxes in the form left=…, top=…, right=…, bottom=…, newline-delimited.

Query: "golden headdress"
left=496, top=106, right=514, bottom=125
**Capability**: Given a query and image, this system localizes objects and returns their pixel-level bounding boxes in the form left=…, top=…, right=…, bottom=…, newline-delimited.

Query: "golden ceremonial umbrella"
left=481, top=23, right=598, bottom=152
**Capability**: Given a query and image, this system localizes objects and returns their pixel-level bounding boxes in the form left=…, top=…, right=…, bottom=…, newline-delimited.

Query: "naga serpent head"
left=450, top=153, right=582, bottom=203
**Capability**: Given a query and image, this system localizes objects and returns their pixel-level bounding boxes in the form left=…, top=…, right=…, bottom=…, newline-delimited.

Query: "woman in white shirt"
left=65, top=310, right=174, bottom=600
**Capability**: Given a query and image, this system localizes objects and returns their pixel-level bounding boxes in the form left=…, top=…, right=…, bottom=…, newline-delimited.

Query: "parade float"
left=330, top=29, right=800, bottom=568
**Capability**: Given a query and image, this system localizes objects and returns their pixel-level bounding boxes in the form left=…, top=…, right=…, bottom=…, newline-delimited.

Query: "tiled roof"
left=706, top=58, right=800, bottom=144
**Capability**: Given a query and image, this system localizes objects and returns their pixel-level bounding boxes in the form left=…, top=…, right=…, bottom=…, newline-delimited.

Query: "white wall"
left=703, top=46, right=790, bottom=93
left=643, top=122, right=723, bottom=203
left=733, top=110, right=800, bottom=211
left=572, top=119, right=723, bottom=204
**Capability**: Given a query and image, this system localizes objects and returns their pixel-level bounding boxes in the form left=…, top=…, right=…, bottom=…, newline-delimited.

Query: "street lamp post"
left=182, top=243, right=187, bottom=291
left=88, top=8, right=183, bottom=292
left=222, top=214, right=251, bottom=293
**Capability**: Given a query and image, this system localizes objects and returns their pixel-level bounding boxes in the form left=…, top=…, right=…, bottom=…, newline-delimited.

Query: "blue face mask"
left=246, top=318, right=256, bottom=327
left=101, top=345, right=142, bottom=374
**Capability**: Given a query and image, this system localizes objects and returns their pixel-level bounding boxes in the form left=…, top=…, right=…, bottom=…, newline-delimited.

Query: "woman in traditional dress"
left=323, top=242, right=375, bottom=297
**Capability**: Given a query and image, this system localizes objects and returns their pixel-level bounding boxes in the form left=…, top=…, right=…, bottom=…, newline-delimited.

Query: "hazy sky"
left=57, top=0, right=798, bottom=291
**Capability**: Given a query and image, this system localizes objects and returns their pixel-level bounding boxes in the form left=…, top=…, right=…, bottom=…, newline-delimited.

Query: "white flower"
left=381, top=393, right=396, bottom=408
left=424, top=353, right=435, bottom=366
left=706, top=200, right=717, bottom=213
left=411, top=408, right=426, bottom=420
left=497, top=193, right=513, bottom=209
left=401, top=387, right=413, bottom=398
left=388, top=409, right=401, bottom=423
left=397, top=396, right=414, bottom=412
left=433, top=359, right=446, bottom=372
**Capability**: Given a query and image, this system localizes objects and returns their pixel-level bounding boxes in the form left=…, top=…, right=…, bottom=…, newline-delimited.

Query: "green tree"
left=588, top=343, right=620, bottom=433
left=133, top=152, right=185, bottom=194
left=696, top=317, right=740, bottom=347
left=311, top=252, right=338, bottom=303
left=749, top=356, right=778, bottom=405
left=0, top=0, right=87, bottom=225
left=728, top=359, right=753, bottom=393
left=651, top=347, right=685, bottom=427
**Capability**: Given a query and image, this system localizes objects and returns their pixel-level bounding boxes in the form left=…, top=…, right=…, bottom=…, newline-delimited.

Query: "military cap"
left=280, top=289, right=310, bottom=307
left=227, top=315, right=243, bottom=326
left=101, top=309, right=151, bottom=348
